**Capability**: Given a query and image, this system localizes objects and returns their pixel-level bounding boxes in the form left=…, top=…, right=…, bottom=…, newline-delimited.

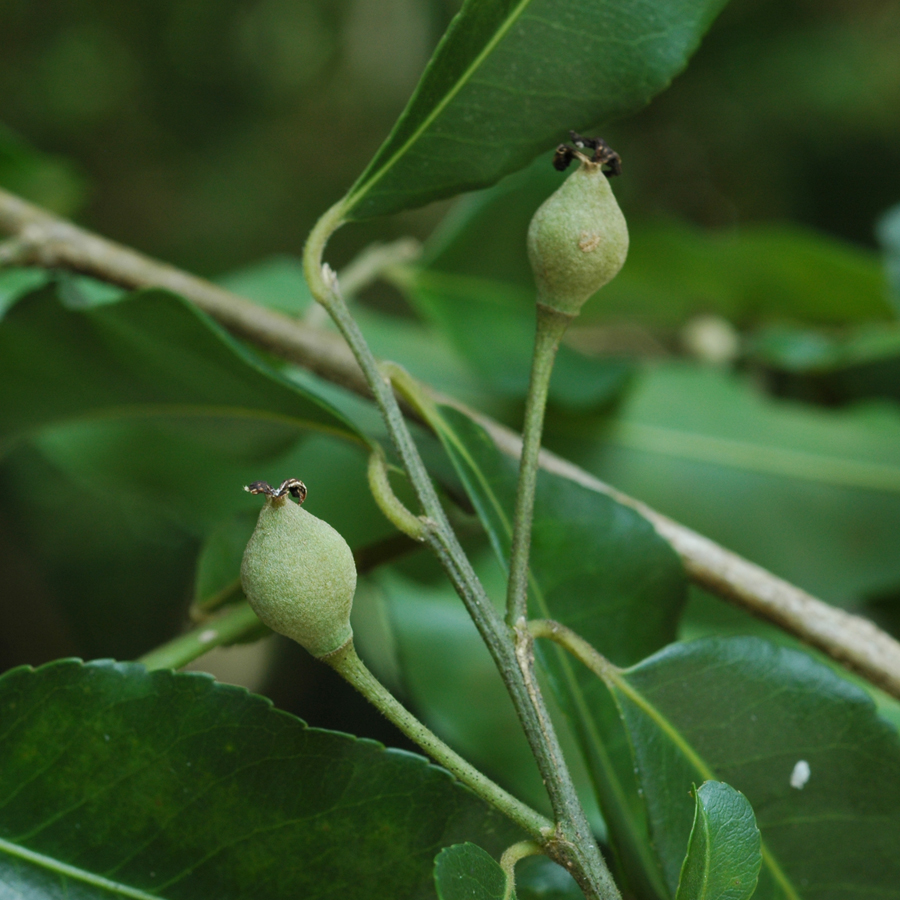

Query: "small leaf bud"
left=241, top=480, right=356, bottom=658
left=527, top=158, right=628, bottom=316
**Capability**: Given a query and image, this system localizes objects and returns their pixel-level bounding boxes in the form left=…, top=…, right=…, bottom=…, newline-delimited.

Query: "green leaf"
left=433, top=406, right=686, bottom=665
left=434, top=845, right=581, bottom=900
left=0, top=122, right=87, bottom=215
left=0, top=284, right=390, bottom=658
left=399, top=269, right=631, bottom=409
left=216, top=255, right=313, bottom=316
left=0, top=267, right=53, bottom=318
left=343, top=0, right=730, bottom=219
left=876, top=202, right=900, bottom=316
left=425, top=402, right=685, bottom=898
left=746, top=322, right=900, bottom=407
left=435, top=843, right=509, bottom=900
left=0, top=443, right=198, bottom=661
left=608, top=637, right=900, bottom=898
left=594, top=221, right=893, bottom=328
left=0, top=660, right=522, bottom=900
left=0, top=284, right=363, bottom=455
left=193, top=512, right=256, bottom=606
left=576, top=363, right=900, bottom=606
left=674, top=782, right=761, bottom=900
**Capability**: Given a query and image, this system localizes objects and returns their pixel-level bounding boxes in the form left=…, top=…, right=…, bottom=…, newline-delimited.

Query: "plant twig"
left=337, top=236, right=421, bottom=298
left=483, top=416, right=900, bottom=700
left=500, top=840, right=544, bottom=900
left=302, top=201, right=621, bottom=900
left=0, top=187, right=368, bottom=395
left=138, top=601, right=265, bottom=670
left=506, top=304, right=572, bottom=626
left=3, top=186, right=900, bottom=701
left=528, top=618, right=619, bottom=685
left=323, top=640, right=554, bottom=841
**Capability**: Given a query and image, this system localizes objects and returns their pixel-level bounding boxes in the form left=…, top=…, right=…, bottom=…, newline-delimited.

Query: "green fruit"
left=241, top=483, right=356, bottom=658
left=527, top=160, right=629, bottom=316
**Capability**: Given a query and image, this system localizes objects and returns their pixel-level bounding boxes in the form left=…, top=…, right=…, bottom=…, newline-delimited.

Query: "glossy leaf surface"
left=674, top=781, right=761, bottom=900
left=0, top=660, right=521, bottom=900
left=435, top=843, right=508, bottom=900
left=344, top=0, right=730, bottom=219
left=611, top=637, right=900, bottom=897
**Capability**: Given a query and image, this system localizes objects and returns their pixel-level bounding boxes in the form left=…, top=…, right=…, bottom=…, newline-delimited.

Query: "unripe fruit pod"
left=241, top=494, right=356, bottom=657
left=527, top=161, right=628, bottom=316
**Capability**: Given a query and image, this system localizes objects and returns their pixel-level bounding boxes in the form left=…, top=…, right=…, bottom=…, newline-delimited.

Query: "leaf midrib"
left=345, top=0, right=534, bottom=212
left=7, top=402, right=364, bottom=448
left=612, top=421, right=900, bottom=494
left=0, top=835, right=166, bottom=900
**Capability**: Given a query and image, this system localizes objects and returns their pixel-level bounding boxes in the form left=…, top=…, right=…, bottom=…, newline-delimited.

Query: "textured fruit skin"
left=241, top=497, right=356, bottom=657
left=527, top=161, right=629, bottom=316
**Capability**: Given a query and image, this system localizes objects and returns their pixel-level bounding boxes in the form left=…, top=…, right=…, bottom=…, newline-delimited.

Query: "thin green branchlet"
left=507, top=137, right=629, bottom=628
left=301, top=191, right=621, bottom=899
left=505, top=303, right=571, bottom=627
left=367, top=445, right=427, bottom=542
left=322, top=640, right=554, bottom=840
left=500, top=840, right=544, bottom=900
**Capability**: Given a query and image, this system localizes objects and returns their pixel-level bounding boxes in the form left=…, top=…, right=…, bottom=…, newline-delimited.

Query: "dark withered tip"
left=245, top=478, right=308, bottom=503
left=554, top=132, right=622, bottom=176
left=553, top=144, right=576, bottom=171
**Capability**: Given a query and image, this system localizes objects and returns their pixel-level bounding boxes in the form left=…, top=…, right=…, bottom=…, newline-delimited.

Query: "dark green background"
left=2, top=0, right=898, bottom=273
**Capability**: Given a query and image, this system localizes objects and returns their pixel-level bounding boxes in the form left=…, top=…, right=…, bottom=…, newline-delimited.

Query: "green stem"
left=324, top=640, right=553, bottom=840
left=138, top=602, right=264, bottom=670
left=367, top=446, right=427, bottom=541
left=528, top=619, right=619, bottom=686
left=304, top=205, right=620, bottom=900
left=506, top=304, right=573, bottom=627
left=500, top=840, right=544, bottom=900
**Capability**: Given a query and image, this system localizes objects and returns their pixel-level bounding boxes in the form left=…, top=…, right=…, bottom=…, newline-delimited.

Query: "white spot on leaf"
left=790, top=759, right=811, bottom=789
left=199, top=629, right=218, bottom=644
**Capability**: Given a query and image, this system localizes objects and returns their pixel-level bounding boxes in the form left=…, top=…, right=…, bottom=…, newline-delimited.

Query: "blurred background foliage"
left=1, top=0, right=899, bottom=271
left=2, top=0, right=900, bottom=806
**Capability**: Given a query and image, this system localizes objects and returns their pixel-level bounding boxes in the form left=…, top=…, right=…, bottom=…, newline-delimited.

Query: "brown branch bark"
left=3, top=186, right=900, bottom=700
left=0, top=188, right=366, bottom=395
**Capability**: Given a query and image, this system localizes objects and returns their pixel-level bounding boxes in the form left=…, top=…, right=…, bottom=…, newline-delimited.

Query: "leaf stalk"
left=323, top=640, right=553, bottom=840
left=506, top=303, right=572, bottom=626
